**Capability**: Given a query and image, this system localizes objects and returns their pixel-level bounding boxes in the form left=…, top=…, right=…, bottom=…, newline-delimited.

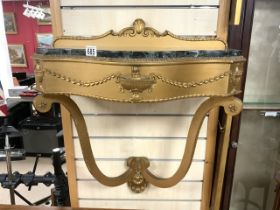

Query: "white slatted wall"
left=60, top=0, right=219, bottom=36
left=71, top=97, right=207, bottom=210
left=59, top=1, right=220, bottom=209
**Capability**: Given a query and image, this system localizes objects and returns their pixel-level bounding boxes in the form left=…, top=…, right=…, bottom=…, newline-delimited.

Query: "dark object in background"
left=56, top=130, right=64, bottom=149
left=52, top=148, right=70, bottom=206
left=8, top=102, right=32, bottom=129
left=0, top=119, right=25, bottom=161
left=12, top=72, right=35, bottom=87
left=12, top=72, right=26, bottom=80
left=19, top=116, right=63, bottom=156
left=0, top=126, right=23, bottom=149
left=19, top=76, right=35, bottom=86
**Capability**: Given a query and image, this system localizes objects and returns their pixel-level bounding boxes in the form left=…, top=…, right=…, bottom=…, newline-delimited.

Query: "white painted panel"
left=73, top=138, right=206, bottom=160
left=75, top=160, right=204, bottom=181
left=61, top=0, right=219, bottom=6
left=77, top=181, right=202, bottom=200
left=72, top=116, right=208, bottom=137
left=79, top=199, right=200, bottom=210
left=62, top=9, right=218, bottom=36
left=72, top=96, right=206, bottom=115
left=0, top=1, right=13, bottom=98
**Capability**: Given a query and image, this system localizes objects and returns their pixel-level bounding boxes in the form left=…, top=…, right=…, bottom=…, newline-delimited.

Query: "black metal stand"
left=0, top=118, right=70, bottom=206
left=2, top=118, right=16, bottom=204
left=5, top=135, right=16, bottom=204
left=0, top=149, right=70, bottom=206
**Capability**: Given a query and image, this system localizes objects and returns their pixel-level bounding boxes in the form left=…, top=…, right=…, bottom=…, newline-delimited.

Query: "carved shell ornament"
left=134, top=19, right=145, bottom=34
left=118, top=18, right=164, bottom=37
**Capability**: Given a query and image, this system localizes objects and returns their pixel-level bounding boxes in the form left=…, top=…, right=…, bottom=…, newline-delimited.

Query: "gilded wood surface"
left=49, top=0, right=79, bottom=207
left=34, top=95, right=242, bottom=191
left=201, top=108, right=219, bottom=210
left=216, top=0, right=231, bottom=42
left=211, top=114, right=234, bottom=210
left=53, top=19, right=227, bottom=50
left=49, top=0, right=63, bottom=38
left=34, top=57, right=245, bottom=103
left=34, top=18, right=244, bottom=209
left=60, top=106, right=78, bottom=207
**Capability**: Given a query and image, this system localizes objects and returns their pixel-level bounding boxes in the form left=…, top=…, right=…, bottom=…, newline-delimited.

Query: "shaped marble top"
left=36, top=48, right=241, bottom=59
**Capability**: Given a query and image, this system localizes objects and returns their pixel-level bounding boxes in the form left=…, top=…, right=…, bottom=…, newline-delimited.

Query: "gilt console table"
left=33, top=19, right=245, bottom=210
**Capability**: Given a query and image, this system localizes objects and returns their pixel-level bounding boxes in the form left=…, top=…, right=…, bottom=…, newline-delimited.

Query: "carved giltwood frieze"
left=33, top=58, right=245, bottom=103
left=44, top=69, right=116, bottom=87
left=52, top=18, right=228, bottom=50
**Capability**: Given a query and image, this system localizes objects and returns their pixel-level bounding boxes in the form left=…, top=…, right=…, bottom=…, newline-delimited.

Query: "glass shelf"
left=230, top=109, right=280, bottom=210
left=244, top=97, right=280, bottom=107
left=243, top=102, right=280, bottom=110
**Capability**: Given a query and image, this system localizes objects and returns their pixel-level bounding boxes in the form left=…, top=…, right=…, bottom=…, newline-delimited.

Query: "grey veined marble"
left=36, top=48, right=241, bottom=59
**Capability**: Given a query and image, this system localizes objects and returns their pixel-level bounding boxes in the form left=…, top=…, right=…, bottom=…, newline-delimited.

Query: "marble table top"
left=36, top=48, right=241, bottom=59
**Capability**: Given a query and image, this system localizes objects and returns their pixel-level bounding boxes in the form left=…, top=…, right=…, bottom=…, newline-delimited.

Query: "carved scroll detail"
left=34, top=60, right=45, bottom=91
left=127, top=157, right=150, bottom=193
left=33, top=95, right=53, bottom=113
left=52, top=18, right=227, bottom=47
left=118, top=19, right=164, bottom=37
left=229, top=63, right=243, bottom=93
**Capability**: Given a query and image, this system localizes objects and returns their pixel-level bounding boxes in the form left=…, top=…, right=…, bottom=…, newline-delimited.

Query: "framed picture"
left=36, top=33, right=53, bottom=48
left=37, top=7, right=51, bottom=25
left=4, top=12, right=17, bottom=34
left=8, top=44, right=27, bottom=67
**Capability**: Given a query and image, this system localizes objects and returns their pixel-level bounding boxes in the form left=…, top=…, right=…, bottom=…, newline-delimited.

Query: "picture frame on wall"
left=8, top=44, right=27, bottom=67
left=37, top=7, right=52, bottom=25
left=4, top=12, right=17, bottom=34
left=36, top=33, right=53, bottom=48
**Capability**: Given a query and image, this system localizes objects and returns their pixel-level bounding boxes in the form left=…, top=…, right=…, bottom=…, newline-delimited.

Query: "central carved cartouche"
left=127, top=157, right=150, bottom=193
left=119, top=18, right=163, bottom=37
left=117, top=66, right=156, bottom=101
left=134, top=19, right=145, bottom=34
